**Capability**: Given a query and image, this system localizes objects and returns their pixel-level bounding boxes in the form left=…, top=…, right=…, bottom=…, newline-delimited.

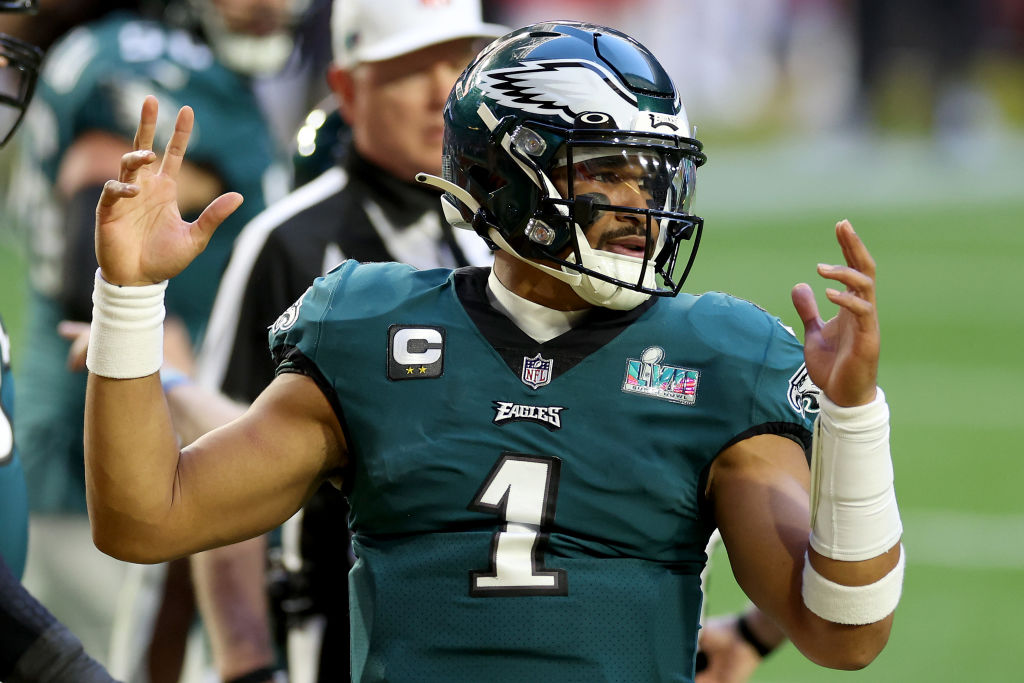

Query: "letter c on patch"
left=392, top=328, right=443, bottom=364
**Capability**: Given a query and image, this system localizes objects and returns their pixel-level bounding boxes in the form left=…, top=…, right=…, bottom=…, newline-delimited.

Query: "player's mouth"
left=601, top=235, right=649, bottom=258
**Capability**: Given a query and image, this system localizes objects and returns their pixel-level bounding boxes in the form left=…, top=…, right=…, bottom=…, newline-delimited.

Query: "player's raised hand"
left=95, top=95, right=243, bottom=286
left=791, top=220, right=880, bottom=407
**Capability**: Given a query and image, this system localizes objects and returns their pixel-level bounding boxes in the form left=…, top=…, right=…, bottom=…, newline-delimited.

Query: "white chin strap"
left=563, top=225, right=654, bottom=310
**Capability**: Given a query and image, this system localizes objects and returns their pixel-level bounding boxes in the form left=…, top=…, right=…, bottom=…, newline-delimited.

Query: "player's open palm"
left=791, top=220, right=880, bottom=407
left=96, top=95, right=242, bottom=286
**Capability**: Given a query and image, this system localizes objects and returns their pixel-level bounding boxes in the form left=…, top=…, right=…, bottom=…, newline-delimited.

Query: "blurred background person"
left=187, top=2, right=504, bottom=680
left=6, top=0, right=324, bottom=680
left=0, top=2, right=118, bottom=680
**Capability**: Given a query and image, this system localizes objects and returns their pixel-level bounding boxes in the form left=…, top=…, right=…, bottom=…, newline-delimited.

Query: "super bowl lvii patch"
left=621, top=346, right=699, bottom=405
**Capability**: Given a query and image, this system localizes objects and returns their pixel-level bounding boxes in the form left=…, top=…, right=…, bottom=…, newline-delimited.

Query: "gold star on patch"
left=418, top=366, right=427, bottom=374
left=406, top=367, right=414, bottom=375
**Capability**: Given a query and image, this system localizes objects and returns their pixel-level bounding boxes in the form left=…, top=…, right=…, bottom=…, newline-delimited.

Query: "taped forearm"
left=803, top=388, right=904, bottom=625
left=809, top=388, right=901, bottom=560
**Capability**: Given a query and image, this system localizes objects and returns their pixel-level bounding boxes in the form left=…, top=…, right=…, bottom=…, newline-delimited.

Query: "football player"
left=11, top=0, right=307, bottom=678
left=0, top=2, right=118, bottom=680
left=84, top=20, right=903, bottom=682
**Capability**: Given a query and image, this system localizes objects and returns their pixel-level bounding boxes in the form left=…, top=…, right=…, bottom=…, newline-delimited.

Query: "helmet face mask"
left=439, top=21, right=706, bottom=309
left=0, top=1, right=41, bottom=148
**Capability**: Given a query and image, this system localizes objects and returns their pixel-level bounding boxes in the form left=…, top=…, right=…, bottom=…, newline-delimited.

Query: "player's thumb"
left=791, top=283, right=822, bottom=335
left=193, top=192, right=243, bottom=247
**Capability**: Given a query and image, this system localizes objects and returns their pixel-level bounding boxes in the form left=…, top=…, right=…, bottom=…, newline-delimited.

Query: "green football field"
left=688, top=134, right=1024, bottom=682
left=0, top=132, right=1021, bottom=681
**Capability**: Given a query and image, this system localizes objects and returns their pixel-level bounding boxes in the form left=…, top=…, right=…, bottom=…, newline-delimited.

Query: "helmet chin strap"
left=415, top=172, right=583, bottom=287
left=564, top=225, right=654, bottom=310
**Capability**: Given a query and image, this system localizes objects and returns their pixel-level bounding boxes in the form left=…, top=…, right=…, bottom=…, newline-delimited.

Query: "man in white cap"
left=183, top=2, right=506, bottom=682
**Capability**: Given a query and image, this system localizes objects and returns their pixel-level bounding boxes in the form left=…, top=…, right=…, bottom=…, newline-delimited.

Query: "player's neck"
left=491, top=251, right=591, bottom=312
left=487, top=269, right=589, bottom=344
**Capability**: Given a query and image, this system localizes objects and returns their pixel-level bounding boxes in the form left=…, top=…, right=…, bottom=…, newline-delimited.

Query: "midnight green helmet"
left=419, top=20, right=706, bottom=309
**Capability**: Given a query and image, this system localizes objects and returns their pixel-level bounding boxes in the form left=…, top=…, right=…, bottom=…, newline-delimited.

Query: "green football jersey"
left=0, top=317, right=28, bottom=580
left=270, top=263, right=817, bottom=683
left=14, top=10, right=281, bottom=514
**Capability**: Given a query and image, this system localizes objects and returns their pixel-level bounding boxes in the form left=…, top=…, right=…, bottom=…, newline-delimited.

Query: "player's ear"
left=327, top=64, right=356, bottom=125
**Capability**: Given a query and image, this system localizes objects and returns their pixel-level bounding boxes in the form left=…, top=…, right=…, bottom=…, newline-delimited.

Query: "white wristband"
left=802, top=545, right=905, bottom=625
left=809, top=387, right=902, bottom=561
left=86, top=269, right=167, bottom=379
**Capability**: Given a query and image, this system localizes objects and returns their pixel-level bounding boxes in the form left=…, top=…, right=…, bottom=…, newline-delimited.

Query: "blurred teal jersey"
left=269, top=263, right=818, bottom=683
left=0, top=317, right=28, bottom=580
left=15, top=10, right=281, bottom=514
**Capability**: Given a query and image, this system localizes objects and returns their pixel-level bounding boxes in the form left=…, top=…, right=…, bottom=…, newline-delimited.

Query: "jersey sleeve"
left=745, top=317, right=819, bottom=455
left=691, top=292, right=818, bottom=458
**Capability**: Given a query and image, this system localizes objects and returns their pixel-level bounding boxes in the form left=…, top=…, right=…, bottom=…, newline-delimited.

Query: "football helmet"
left=0, top=0, right=40, bottom=147
left=418, top=21, right=706, bottom=310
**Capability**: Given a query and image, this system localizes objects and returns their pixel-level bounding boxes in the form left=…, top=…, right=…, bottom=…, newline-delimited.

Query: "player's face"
left=210, top=0, right=292, bottom=35
left=551, top=154, right=659, bottom=259
left=345, top=38, right=482, bottom=182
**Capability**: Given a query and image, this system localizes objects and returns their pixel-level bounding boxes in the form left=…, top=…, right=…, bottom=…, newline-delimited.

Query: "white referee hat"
left=332, top=0, right=508, bottom=69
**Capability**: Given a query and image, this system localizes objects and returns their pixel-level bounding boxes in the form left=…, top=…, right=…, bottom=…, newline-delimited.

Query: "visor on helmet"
left=520, top=130, right=703, bottom=297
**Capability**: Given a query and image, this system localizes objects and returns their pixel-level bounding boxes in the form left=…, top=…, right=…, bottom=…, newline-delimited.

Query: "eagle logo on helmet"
left=479, top=59, right=641, bottom=128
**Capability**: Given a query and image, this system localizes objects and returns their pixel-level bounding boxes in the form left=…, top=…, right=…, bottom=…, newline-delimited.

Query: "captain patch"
left=388, top=325, right=445, bottom=380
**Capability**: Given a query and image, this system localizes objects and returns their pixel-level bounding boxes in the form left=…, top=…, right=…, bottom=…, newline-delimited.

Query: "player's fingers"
left=119, top=150, right=157, bottom=184
left=158, top=105, right=194, bottom=178
left=133, top=95, right=159, bottom=152
left=192, top=192, right=243, bottom=245
left=836, top=220, right=877, bottom=280
left=824, top=288, right=878, bottom=333
left=98, top=179, right=141, bottom=207
left=816, top=263, right=875, bottom=302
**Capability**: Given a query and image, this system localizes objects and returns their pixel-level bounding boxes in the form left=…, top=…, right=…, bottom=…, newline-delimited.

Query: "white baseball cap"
left=332, top=0, right=509, bottom=69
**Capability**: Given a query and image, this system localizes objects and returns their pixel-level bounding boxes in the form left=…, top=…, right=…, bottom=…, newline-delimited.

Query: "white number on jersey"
left=469, top=453, right=567, bottom=597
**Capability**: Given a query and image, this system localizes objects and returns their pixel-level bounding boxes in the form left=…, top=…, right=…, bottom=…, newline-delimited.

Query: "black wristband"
left=224, top=667, right=280, bottom=683
left=736, top=614, right=776, bottom=658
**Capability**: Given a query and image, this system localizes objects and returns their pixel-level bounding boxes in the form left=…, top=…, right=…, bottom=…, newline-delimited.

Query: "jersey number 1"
left=468, top=453, right=568, bottom=597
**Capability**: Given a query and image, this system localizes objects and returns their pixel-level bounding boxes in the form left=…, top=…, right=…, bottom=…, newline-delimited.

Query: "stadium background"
left=1, top=1, right=1022, bottom=681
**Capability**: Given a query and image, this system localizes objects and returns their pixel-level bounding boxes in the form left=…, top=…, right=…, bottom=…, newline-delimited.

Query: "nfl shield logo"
left=521, top=353, right=553, bottom=389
